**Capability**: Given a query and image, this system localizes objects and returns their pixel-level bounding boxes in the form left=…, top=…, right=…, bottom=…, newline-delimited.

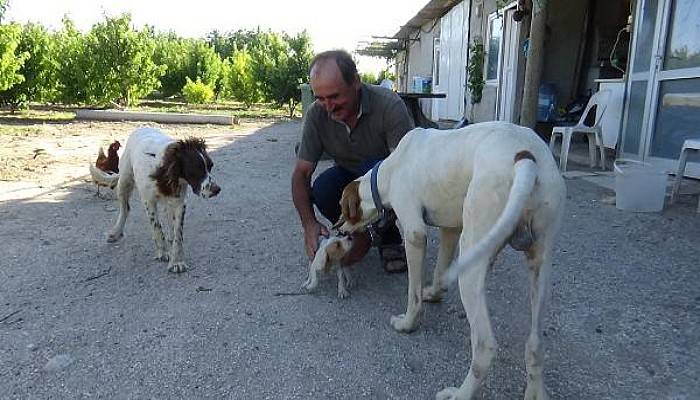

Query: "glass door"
left=622, top=0, right=700, bottom=176
left=645, top=0, right=700, bottom=176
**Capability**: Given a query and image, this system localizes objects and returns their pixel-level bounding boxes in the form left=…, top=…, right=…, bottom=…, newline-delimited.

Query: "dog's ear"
left=339, top=181, right=362, bottom=224
left=151, top=142, right=183, bottom=196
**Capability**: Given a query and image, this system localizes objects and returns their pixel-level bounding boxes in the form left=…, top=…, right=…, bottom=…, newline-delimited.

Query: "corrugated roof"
left=393, top=0, right=464, bottom=38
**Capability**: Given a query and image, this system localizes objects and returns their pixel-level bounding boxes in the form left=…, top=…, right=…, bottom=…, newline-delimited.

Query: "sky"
left=5, top=0, right=429, bottom=74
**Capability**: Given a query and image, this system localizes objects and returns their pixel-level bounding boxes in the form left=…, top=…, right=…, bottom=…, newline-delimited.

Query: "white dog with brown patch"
left=335, top=121, right=566, bottom=400
left=302, top=234, right=353, bottom=298
left=90, top=127, right=221, bottom=273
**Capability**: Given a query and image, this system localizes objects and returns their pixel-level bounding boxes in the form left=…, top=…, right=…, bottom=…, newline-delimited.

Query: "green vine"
left=467, top=40, right=485, bottom=104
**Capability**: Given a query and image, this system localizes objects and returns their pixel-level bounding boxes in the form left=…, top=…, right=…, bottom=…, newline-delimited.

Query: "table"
left=397, top=92, right=446, bottom=129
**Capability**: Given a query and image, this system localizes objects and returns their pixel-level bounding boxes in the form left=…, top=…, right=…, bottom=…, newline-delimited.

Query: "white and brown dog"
left=335, top=121, right=566, bottom=400
left=90, top=127, right=220, bottom=273
left=301, top=234, right=353, bottom=298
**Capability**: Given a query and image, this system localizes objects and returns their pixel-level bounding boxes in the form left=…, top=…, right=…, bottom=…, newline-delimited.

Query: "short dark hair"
left=310, top=50, right=358, bottom=85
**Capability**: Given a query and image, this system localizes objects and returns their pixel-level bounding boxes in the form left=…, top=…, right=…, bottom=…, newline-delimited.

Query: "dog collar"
left=369, top=161, right=391, bottom=232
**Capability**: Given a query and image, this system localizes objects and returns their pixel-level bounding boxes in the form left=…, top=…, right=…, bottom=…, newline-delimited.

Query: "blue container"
left=537, top=84, right=556, bottom=122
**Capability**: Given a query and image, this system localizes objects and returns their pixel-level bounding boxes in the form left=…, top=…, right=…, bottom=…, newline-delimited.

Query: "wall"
left=464, top=0, right=497, bottom=122
left=406, top=21, right=440, bottom=118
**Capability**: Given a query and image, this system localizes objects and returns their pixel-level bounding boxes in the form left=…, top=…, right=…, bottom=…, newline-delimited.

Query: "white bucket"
left=614, top=159, right=668, bottom=212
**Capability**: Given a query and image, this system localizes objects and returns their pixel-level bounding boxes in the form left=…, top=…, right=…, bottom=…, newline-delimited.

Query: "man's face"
left=310, top=60, right=360, bottom=125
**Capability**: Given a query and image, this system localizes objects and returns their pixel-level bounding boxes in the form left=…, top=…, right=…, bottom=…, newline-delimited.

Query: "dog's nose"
left=210, top=183, right=221, bottom=197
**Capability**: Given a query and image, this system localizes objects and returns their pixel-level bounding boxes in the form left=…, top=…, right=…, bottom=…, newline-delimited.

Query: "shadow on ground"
left=1, top=120, right=699, bottom=399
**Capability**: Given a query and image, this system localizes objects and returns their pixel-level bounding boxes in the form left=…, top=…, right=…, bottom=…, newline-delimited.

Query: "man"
left=291, top=50, right=414, bottom=272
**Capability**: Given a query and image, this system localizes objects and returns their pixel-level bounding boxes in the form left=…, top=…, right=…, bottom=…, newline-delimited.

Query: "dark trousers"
left=311, top=160, right=402, bottom=245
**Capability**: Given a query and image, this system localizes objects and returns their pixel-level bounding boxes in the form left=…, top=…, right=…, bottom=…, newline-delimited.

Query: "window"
left=486, top=12, right=503, bottom=82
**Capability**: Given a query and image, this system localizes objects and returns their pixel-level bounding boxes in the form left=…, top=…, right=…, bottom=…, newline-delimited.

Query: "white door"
left=497, top=7, right=521, bottom=123
left=621, top=0, right=700, bottom=176
left=432, top=1, right=468, bottom=121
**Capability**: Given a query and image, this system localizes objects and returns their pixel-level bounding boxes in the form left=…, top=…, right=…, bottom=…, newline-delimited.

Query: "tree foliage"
left=82, top=14, right=165, bottom=106
left=2, top=14, right=317, bottom=113
left=0, top=23, right=59, bottom=108
left=182, top=77, right=214, bottom=104
left=0, top=23, right=28, bottom=92
left=221, top=49, right=258, bottom=107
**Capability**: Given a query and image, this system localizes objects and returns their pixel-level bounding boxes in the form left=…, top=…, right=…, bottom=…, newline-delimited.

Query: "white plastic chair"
left=549, top=89, right=611, bottom=172
left=669, top=138, right=700, bottom=213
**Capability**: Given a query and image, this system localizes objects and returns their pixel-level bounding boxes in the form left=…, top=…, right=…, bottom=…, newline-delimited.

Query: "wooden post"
left=520, top=0, right=549, bottom=128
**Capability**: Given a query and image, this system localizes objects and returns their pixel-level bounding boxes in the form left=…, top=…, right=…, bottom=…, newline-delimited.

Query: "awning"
left=393, top=0, right=464, bottom=39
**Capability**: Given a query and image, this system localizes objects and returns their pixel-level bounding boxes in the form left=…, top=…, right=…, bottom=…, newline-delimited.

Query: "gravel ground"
left=0, top=119, right=699, bottom=399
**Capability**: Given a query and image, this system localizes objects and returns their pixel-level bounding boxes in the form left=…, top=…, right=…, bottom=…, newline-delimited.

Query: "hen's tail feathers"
left=89, top=163, right=119, bottom=189
left=446, top=157, right=537, bottom=283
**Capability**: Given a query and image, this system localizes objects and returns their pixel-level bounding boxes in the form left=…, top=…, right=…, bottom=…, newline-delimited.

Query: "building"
left=393, top=0, right=700, bottom=176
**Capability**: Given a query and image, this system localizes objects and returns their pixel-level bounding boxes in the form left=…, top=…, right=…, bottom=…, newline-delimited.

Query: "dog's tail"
left=446, top=151, right=538, bottom=283
left=89, top=163, right=119, bottom=189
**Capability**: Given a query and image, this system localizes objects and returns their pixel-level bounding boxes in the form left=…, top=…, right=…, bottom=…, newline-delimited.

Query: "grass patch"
left=0, top=101, right=300, bottom=126
left=0, top=106, right=76, bottom=124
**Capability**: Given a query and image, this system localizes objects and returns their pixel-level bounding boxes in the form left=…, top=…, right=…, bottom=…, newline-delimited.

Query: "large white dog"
left=90, top=127, right=220, bottom=273
left=335, top=121, right=566, bottom=400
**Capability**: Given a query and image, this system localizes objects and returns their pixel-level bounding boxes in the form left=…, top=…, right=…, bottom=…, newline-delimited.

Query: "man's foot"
left=378, top=243, right=407, bottom=273
left=340, top=231, right=371, bottom=267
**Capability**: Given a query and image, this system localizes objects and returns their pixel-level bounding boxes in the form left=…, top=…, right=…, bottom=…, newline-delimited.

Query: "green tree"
left=184, top=40, right=223, bottom=96
left=0, top=23, right=60, bottom=109
left=250, top=30, right=313, bottom=117
left=54, top=17, right=90, bottom=104
left=79, top=14, right=164, bottom=106
left=360, top=72, right=378, bottom=84
left=0, top=23, right=28, bottom=92
left=221, top=49, right=259, bottom=107
left=153, top=32, right=191, bottom=97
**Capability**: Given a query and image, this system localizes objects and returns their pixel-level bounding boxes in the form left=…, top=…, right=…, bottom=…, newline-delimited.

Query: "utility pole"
left=520, top=0, right=549, bottom=128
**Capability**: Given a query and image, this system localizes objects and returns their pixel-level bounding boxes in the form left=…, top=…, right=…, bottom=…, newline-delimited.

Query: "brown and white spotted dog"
left=90, top=127, right=220, bottom=272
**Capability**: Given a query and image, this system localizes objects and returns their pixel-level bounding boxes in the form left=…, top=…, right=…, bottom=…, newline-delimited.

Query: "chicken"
left=91, top=140, right=120, bottom=197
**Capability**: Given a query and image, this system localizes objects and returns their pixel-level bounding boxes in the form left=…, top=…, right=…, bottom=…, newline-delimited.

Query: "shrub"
left=182, top=77, right=214, bottom=104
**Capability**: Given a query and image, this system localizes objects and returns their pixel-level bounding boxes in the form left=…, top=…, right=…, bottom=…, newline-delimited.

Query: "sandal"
left=378, top=244, right=407, bottom=273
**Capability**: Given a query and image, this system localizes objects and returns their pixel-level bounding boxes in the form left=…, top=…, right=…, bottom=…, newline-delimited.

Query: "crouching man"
left=291, top=50, right=413, bottom=273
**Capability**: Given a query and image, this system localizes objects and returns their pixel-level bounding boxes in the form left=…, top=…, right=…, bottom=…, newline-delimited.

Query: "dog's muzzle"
left=200, top=175, right=221, bottom=198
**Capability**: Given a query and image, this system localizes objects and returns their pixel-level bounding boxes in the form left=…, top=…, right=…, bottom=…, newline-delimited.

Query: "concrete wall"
left=396, top=21, right=440, bottom=119
left=464, top=0, right=498, bottom=122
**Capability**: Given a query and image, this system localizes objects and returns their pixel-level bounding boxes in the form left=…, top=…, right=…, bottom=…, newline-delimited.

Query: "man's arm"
left=291, top=159, right=328, bottom=259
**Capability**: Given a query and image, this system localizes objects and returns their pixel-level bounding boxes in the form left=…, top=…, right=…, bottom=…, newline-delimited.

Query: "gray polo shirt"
left=298, top=84, right=414, bottom=173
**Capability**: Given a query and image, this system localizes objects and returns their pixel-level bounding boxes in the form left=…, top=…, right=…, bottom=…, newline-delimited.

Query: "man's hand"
left=303, top=221, right=329, bottom=260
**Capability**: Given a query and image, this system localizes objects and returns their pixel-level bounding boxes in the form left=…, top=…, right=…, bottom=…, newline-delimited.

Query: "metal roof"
left=393, top=0, right=464, bottom=39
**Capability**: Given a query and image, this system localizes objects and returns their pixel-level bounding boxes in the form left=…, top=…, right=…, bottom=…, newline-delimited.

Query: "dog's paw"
left=390, top=313, right=418, bottom=333
left=106, top=232, right=123, bottom=243
left=435, top=387, right=460, bottom=400
left=154, top=251, right=170, bottom=262
left=422, top=285, right=445, bottom=303
left=167, top=261, right=188, bottom=273
left=301, top=277, right=317, bottom=291
left=337, top=286, right=350, bottom=299
left=524, top=382, right=549, bottom=400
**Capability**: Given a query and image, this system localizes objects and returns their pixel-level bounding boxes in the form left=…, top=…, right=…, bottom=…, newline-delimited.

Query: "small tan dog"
left=302, top=234, right=353, bottom=298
